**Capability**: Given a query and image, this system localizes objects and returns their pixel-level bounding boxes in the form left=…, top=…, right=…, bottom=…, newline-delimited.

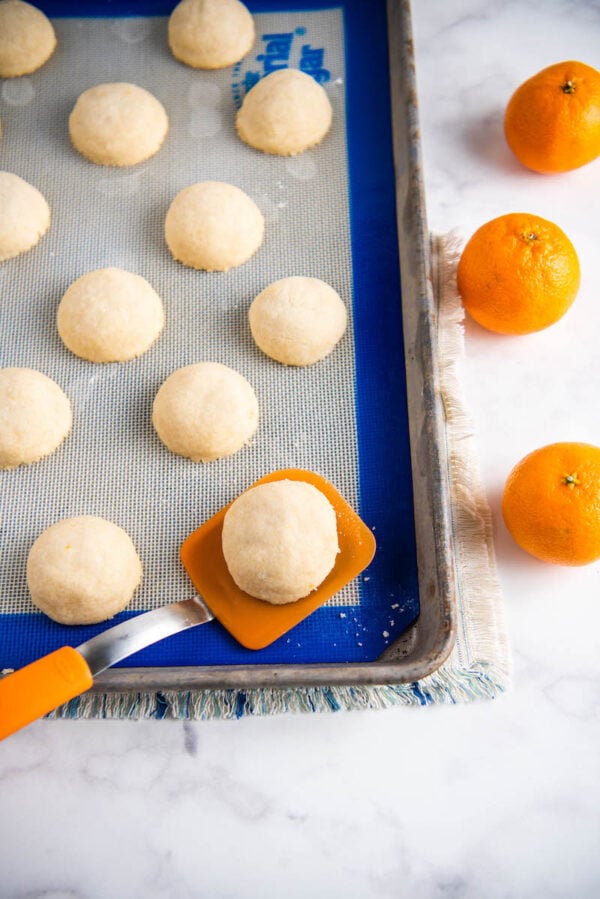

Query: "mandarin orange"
left=504, top=60, right=600, bottom=173
left=456, top=212, right=580, bottom=335
left=502, top=442, right=600, bottom=566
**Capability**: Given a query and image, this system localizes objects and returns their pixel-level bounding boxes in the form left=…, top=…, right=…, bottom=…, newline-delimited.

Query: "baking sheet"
left=0, top=0, right=423, bottom=673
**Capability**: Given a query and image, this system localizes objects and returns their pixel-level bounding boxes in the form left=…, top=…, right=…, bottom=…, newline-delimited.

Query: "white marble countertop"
left=2, top=2, right=600, bottom=897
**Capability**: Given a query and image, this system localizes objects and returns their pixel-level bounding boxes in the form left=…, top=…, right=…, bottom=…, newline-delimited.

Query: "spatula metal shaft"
left=76, top=596, right=214, bottom=676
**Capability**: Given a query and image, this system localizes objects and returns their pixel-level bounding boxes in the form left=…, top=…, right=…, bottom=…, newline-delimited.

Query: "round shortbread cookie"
left=0, top=367, right=72, bottom=469
left=236, top=68, right=333, bottom=156
left=57, top=268, right=165, bottom=363
left=27, top=516, right=143, bottom=625
left=0, top=0, right=56, bottom=78
left=168, top=0, right=254, bottom=70
left=164, top=181, right=264, bottom=271
left=69, top=82, right=169, bottom=166
left=249, top=276, right=347, bottom=366
left=222, top=479, right=340, bottom=604
left=0, top=171, right=50, bottom=261
left=152, top=362, right=259, bottom=462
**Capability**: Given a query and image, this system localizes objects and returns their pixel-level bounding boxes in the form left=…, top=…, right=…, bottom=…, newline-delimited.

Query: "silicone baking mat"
left=0, top=0, right=418, bottom=670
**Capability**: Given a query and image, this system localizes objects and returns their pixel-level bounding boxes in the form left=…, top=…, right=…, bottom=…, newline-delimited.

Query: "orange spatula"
left=0, top=469, right=376, bottom=740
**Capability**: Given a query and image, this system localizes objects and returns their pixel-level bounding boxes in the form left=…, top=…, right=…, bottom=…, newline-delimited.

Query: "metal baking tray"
left=0, top=0, right=457, bottom=692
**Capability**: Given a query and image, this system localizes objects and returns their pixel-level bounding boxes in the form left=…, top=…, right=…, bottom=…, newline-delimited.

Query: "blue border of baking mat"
left=1, top=0, right=419, bottom=669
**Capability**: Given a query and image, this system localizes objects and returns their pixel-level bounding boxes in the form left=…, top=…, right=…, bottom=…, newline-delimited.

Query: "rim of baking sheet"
left=86, top=0, right=458, bottom=692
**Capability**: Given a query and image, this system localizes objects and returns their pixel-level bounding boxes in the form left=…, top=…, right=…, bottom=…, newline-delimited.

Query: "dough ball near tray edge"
left=165, top=180, right=264, bottom=271
left=0, top=171, right=50, bottom=261
left=27, top=516, right=142, bottom=625
left=236, top=68, right=333, bottom=156
left=0, top=367, right=72, bottom=469
left=0, top=0, right=56, bottom=78
left=249, top=276, right=348, bottom=365
left=222, top=479, right=340, bottom=604
left=69, top=82, right=169, bottom=167
left=152, top=361, right=259, bottom=462
left=57, top=268, right=165, bottom=363
left=168, top=0, right=255, bottom=70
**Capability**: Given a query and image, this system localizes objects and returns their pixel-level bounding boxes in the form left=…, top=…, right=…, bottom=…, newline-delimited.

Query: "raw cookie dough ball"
left=0, top=0, right=57, bottom=78
left=165, top=181, right=264, bottom=271
left=69, top=82, right=169, bottom=166
left=168, top=0, right=254, bottom=70
left=0, top=367, right=71, bottom=469
left=152, top=361, right=258, bottom=462
left=0, top=171, right=50, bottom=261
left=222, top=479, right=340, bottom=604
left=236, top=68, right=333, bottom=156
left=27, top=516, right=142, bottom=625
left=57, top=268, right=165, bottom=363
left=249, top=276, right=347, bottom=365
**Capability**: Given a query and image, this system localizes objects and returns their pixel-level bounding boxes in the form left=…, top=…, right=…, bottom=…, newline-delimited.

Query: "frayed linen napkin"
left=51, top=235, right=511, bottom=721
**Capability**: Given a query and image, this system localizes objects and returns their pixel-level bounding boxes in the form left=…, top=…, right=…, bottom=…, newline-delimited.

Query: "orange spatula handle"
left=0, top=647, right=93, bottom=740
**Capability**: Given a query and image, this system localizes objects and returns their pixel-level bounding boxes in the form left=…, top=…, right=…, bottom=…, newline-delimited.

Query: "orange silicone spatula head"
left=180, top=468, right=376, bottom=650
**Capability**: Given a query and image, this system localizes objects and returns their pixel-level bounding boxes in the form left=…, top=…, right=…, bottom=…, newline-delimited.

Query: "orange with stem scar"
left=456, top=213, right=580, bottom=335
left=502, top=443, right=600, bottom=566
left=504, top=60, right=600, bottom=173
